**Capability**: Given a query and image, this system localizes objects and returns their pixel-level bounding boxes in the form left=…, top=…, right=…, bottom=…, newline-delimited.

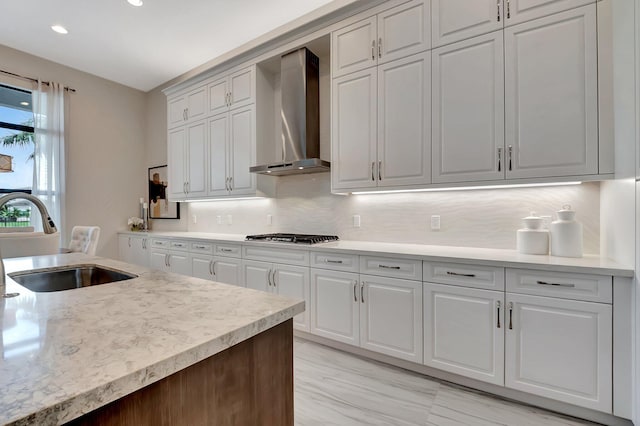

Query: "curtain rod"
left=0, top=69, right=76, bottom=93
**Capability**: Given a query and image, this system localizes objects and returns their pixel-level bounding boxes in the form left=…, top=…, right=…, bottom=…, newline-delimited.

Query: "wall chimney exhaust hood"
left=250, top=48, right=329, bottom=176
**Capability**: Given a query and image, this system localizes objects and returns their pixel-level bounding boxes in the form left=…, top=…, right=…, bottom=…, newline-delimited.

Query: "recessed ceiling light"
left=51, top=25, right=68, bottom=34
left=127, top=0, right=143, bottom=6
left=20, top=102, right=29, bottom=106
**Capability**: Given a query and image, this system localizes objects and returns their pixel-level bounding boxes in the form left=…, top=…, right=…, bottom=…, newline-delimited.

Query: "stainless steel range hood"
left=250, top=48, right=329, bottom=176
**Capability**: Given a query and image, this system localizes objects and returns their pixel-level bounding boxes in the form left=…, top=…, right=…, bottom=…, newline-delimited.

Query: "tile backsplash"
left=184, top=174, right=600, bottom=254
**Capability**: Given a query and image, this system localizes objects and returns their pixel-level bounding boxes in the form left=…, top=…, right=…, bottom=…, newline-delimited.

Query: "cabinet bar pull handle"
left=225, top=177, right=229, bottom=191
left=128, top=237, right=131, bottom=248
left=508, top=302, right=513, bottom=330
left=325, top=259, right=343, bottom=264
left=272, top=269, right=277, bottom=287
left=536, top=280, right=576, bottom=288
left=506, top=0, right=511, bottom=18
left=267, top=269, right=272, bottom=286
left=229, top=177, right=233, bottom=191
left=185, top=108, right=189, bottom=119
left=497, top=0, right=501, bottom=22
left=209, top=260, right=213, bottom=276
left=212, top=261, right=217, bottom=276
left=195, top=245, right=206, bottom=249
left=446, top=271, right=476, bottom=278
left=378, top=264, right=400, bottom=270
left=508, top=145, right=513, bottom=171
left=378, top=37, right=382, bottom=58
left=497, top=147, right=502, bottom=172
left=361, top=282, right=365, bottom=303
left=229, top=91, right=232, bottom=105
left=378, top=161, right=382, bottom=181
left=496, top=301, right=501, bottom=328
left=354, top=281, right=358, bottom=302
left=371, top=162, right=375, bottom=181
left=220, top=248, right=233, bottom=252
left=371, top=40, right=375, bottom=60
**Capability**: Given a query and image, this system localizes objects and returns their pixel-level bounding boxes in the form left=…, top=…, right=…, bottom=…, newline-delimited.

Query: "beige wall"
left=0, top=44, right=147, bottom=258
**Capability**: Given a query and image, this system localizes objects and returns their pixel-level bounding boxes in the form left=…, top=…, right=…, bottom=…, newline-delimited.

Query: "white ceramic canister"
left=516, top=212, right=549, bottom=255
left=550, top=204, right=583, bottom=258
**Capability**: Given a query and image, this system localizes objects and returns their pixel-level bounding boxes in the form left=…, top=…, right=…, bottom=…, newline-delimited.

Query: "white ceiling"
left=0, top=0, right=336, bottom=92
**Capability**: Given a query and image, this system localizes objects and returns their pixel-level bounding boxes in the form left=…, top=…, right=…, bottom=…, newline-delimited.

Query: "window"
left=0, top=84, right=35, bottom=227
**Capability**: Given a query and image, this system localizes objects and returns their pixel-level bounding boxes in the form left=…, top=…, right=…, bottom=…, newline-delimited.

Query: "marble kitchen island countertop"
left=119, top=231, right=634, bottom=277
left=0, top=253, right=304, bottom=426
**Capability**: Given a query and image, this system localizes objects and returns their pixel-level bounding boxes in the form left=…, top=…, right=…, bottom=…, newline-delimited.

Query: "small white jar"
left=516, top=212, right=549, bottom=255
left=550, top=205, right=583, bottom=258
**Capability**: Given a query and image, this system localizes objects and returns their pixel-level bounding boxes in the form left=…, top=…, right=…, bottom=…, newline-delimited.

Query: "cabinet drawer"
left=506, top=269, right=612, bottom=303
left=243, top=245, right=309, bottom=266
left=360, top=256, right=422, bottom=281
left=190, top=241, right=214, bottom=254
left=169, top=240, right=190, bottom=252
left=150, top=239, right=170, bottom=249
left=311, top=251, right=359, bottom=273
left=215, top=243, right=241, bottom=258
left=424, top=261, right=505, bottom=291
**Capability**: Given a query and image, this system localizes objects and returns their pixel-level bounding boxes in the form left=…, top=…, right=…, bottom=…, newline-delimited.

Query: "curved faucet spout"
left=0, top=192, right=57, bottom=234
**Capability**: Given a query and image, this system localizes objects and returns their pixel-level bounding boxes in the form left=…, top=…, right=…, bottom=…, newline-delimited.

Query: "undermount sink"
left=9, top=265, right=137, bottom=292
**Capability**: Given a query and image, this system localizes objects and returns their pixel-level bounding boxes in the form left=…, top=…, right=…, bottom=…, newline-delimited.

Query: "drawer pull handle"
left=446, top=271, right=476, bottom=278
left=378, top=264, right=400, bottom=270
left=326, top=259, right=343, bottom=264
left=496, top=301, right=501, bottom=329
left=536, top=280, right=575, bottom=288
left=194, top=245, right=207, bottom=249
left=220, top=248, right=233, bottom=253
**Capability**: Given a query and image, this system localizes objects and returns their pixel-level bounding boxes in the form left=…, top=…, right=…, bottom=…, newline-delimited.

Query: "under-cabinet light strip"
left=350, top=182, right=582, bottom=195
left=184, top=197, right=265, bottom=202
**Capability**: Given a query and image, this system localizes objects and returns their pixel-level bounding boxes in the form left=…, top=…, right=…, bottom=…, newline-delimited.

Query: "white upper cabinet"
left=168, top=127, right=186, bottom=200
left=331, top=68, right=378, bottom=191
left=168, top=85, right=207, bottom=129
left=332, top=0, right=430, bottom=78
left=377, top=51, right=431, bottom=187
left=504, top=0, right=594, bottom=26
left=432, top=31, right=504, bottom=183
left=208, top=113, right=229, bottom=196
left=168, top=120, right=207, bottom=201
left=432, top=0, right=502, bottom=47
left=208, top=66, right=255, bottom=116
left=431, top=0, right=594, bottom=47
left=505, top=5, right=597, bottom=179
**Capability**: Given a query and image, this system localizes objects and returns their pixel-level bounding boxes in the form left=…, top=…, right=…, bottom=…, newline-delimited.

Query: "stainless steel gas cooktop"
left=245, top=233, right=339, bottom=244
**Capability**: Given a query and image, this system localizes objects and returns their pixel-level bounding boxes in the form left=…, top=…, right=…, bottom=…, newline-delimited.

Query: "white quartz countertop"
left=0, top=253, right=304, bottom=426
left=119, top=231, right=634, bottom=277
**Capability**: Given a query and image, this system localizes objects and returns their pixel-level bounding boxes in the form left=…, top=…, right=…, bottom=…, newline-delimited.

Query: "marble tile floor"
left=294, top=339, right=598, bottom=426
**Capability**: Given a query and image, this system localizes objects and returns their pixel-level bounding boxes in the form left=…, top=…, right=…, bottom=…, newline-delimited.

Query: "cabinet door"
left=505, top=6, right=597, bottom=179
left=192, top=255, right=214, bottom=281
left=167, top=128, right=186, bottom=201
left=377, top=51, right=430, bottom=187
left=228, top=106, right=256, bottom=195
left=150, top=250, right=170, bottom=272
left=168, top=252, right=191, bottom=276
left=505, top=293, right=612, bottom=412
left=310, top=269, right=360, bottom=346
left=186, top=121, right=207, bottom=197
left=208, top=76, right=228, bottom=116
left=274, top=264, right=310, bottom=332
left=186, top=85, right=207, bottom=122
left=213, top=256, right=243, bottom=287
left=331, top=68, right=377, bottom=191
left=243, top=260, right=271, bottom=292
left=208, top=113, right=229, bottom=196
left=432, top=31, right=505, bottom=183
left=360, top=275, right=423, bottom=363
left=131, top=237, right=149, bottom=268
left=505, top=0, right=594, bottom=26
left=377, top=0, right=430, bottom=64
left=229, top=67, right=255, bottom=109
left=332, top=16, right=377, bottom=77
left=118, top=235, right=133, bottom=263
left=432, top=0, right=503, bottom=47
left=424, top=283, right=504, bottom=385
left=167, top=96, right=186, bottom=129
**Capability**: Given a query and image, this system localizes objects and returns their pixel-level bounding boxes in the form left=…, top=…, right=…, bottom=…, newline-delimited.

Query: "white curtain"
left=31, top=81, right=66, bottom=236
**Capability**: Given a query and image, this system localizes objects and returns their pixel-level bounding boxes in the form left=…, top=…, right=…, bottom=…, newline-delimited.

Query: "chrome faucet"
left=0, top=192, right=57, bottom=296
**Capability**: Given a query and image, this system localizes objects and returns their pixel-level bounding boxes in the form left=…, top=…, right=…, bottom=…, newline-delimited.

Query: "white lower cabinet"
left=505, top=293, right=612, bottom=412
left=243, top=259, right=310, bottom=331
left=423, top=282, right=504, bottom=385
left=150, top=249, right=191, bottom=275
left=118, top=234, right=150, bottom=267
left=192, top=254, right=243, bottom=287
left=310, top=268, right=423, bottom=363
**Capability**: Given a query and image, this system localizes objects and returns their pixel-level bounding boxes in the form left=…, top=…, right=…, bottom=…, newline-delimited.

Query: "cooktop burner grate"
left=245, top=233, right=339, bottom=244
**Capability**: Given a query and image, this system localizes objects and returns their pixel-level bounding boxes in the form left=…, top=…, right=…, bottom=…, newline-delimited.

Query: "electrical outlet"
left=352, top=215, right=361, bottom=228
left=216, top=215, right=222, bottom=225
left=192, top=214, right=197, bottom=224
left=431, top=215, right=441, bottom=231
left=267, top=214, right=273, bottom=226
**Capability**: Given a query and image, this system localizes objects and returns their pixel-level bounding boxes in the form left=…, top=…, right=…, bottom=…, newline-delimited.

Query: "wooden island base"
left=67, top=320, right=293, bottom=426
